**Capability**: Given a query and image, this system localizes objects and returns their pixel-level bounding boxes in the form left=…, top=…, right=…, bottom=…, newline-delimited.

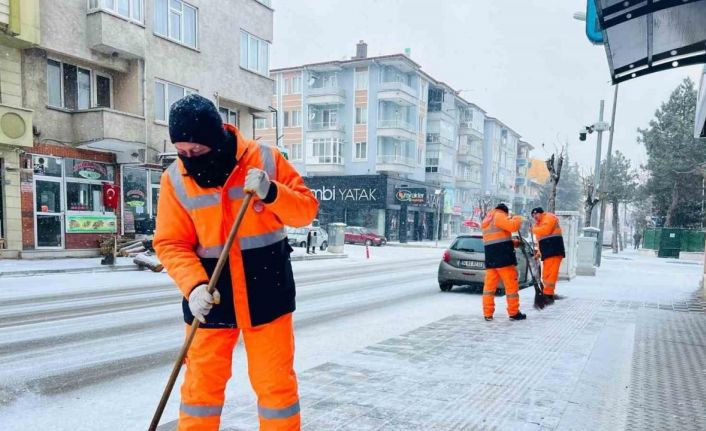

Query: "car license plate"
left=460, top=260, right=484, bottom=269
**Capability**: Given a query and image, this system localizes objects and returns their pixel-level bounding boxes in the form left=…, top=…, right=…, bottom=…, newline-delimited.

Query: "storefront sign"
left=395, top=188, right=426, bottom=205
left=125, top=189, right=146, bottom=208
left=305, top=176, right=387, bottom=209
left=312, top=185, right=379, bottom=202
left=123, top=210, right=135, bottom=234
left=72, top=161, right=108, bottom=180
left=66, top=214, right=117, bottom=233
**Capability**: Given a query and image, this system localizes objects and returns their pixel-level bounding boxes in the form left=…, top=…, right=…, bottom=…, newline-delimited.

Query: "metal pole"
left=591, top=100, right=605, bottom=228
left=435, top=192, right=442, bottom=247
left=596, top=83, right=619, bottom=266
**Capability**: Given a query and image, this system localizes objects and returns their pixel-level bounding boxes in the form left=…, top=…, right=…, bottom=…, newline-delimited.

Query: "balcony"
left=378, top=81, right=418, bottom=106
left=515, top=176, right=527, bottom=186
left=378, top=119, right=417, bottom=141
left=0, top=104, right=33, bottom=147
left=426, top=133, right=455, bottom=148
left=458, top=121, right=483, bottom=139
left=376, top=154, right=416, bottom=174
left=457, top=151, right=483, bottom=164
left=306, top=87, right=345, bottom=105
left=456, top=176, right=481, bottom=189
left=86, top=11, right=145, bottom=59
left=306, top=121, right=345, bottom=138
left=306, top=154, right=345, bottom=175
left=516, top=158, right=528, bottom=167
left=425, top=170, right=455, bottom=187
left=72, top=108, right=146, bottom=153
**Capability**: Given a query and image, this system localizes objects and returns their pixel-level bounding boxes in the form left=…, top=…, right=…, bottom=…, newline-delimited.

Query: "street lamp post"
left=435, top=189, right=443, bottom=247
left=596, top=83, right=620, bottom=266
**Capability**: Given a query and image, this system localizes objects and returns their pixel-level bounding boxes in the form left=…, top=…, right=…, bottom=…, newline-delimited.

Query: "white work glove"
left=244, top=168, right=271, bottom=200
left=188, top=284, right=221, bottom=324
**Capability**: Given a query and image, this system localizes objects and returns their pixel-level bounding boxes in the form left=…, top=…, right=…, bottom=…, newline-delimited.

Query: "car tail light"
left=443, top=250, right=450, bottom=263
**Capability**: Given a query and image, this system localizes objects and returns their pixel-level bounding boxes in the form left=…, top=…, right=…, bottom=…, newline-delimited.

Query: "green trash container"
left=657, top=229, right=682, bottom=258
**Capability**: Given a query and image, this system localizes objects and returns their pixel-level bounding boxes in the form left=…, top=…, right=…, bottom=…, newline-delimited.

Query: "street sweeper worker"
left=481, top=203, right=526, bottom=321
left=531, top=207, right=566, bottom=304
left=154, top=94, right=318, bottom=431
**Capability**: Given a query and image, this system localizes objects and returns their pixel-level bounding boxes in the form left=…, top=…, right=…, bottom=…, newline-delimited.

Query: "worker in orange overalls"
left=154, top=94, right=318, bottom=431
left=531, top=207, right=566, bottom=304
left=481, top=203, right=526, bottom=321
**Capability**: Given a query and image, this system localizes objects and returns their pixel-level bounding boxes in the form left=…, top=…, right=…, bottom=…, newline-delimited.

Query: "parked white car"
left=286, top=226, right=329, bottom=251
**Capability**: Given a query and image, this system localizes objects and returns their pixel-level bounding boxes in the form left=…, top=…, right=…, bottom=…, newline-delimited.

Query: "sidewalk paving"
left=219, top=249, right=706, bottom=431
left=0, top=248, right=346, bottom=277
left=386, top=239, right=453, bottom=249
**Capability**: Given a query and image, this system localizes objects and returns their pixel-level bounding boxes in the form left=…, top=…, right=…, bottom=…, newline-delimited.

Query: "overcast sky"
left=270, top=0, right=703, bottom=173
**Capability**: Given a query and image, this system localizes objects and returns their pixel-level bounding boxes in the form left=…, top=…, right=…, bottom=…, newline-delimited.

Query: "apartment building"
left=6, top=0, right=273, bottom=257
left=266, top=41, right=526, bottom=240
left=483, top=117, right=520, bottom=205
left=513, top=140, right=534, bottom=215
left=0, top=0, right=40, bottom=256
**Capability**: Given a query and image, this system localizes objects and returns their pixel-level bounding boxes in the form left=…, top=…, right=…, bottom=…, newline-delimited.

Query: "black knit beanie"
left=168, top=94, right=226, bottom=150
left=495, top=203, right=509, bottom=213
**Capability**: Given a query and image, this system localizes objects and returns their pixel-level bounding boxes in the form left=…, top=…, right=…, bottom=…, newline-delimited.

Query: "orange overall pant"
left=542, top=256, right=563, bottom=296
left=483, top=265, right=520, bottom=317
left=179, top=313, right=300, bottom=431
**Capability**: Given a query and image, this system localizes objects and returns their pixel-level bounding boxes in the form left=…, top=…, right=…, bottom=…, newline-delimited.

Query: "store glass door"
left=35, top=178, right=64, bottom=248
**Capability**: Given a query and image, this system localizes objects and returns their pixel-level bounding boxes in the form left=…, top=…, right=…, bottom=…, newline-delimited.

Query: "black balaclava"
left=169, top=94, right=236, bottom=188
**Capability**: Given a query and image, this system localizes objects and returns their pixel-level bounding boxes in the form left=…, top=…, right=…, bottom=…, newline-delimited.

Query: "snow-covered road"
left=0, top=246, right=486, bottom=430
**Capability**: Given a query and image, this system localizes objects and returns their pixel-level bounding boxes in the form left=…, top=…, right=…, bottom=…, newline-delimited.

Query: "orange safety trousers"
left=483, top=265, right=520, bottom=317
left=178, top=313, right=300, bottom=431
left=542, top=256, right=563, bottom=296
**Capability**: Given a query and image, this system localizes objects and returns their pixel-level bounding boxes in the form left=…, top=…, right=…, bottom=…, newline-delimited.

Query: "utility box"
left=658, top=229, right=682, bottom=258
left=556, top=211, right=579, bottom=280
left=327, top=223, right=346, bottom=254
left=576, top=236, right=597, bottom=276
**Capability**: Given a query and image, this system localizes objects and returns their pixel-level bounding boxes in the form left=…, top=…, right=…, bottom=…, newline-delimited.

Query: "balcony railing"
left=377, top=154, right=416, bottom=167
left=308, top=122, right=345, bottom=132
left=308, top=155, right=345, bottom=165
left=426, top=133, right=454, bottom=147
left=379, top=119, right=416, bottom=133
left=379, top=81, right=418, bottom=97
left=308, top=87, right=345, bottom=96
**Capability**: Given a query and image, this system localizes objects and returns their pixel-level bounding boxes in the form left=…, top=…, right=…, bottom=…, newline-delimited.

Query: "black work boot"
left=509, top=312, right=527, bottom=321
left=545, top=295, right=555, bottom=305
left=484, top=316, right=493, bottom=322
left=553, top=294, right=565, bottom=300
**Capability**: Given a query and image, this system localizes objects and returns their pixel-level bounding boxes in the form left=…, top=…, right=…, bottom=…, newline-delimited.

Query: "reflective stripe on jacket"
left=532, top=212, right=566, bottom=261
left=481, top=209, right=522, bottom=269
left=154, top=124, right=319, bottom=328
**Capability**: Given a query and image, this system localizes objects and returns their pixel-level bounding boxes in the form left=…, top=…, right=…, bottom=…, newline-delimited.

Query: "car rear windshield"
left=451, top=237, right=484, bottom=253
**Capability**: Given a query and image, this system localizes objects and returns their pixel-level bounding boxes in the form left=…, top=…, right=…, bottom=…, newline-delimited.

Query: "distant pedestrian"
left=633, top=232, right=642, bottom=250
left=306, top=229, right=313, bottom=254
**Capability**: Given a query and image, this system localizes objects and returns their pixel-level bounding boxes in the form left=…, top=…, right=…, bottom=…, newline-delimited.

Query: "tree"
left=581, top=172, right=600, bottom=228
left=545, top=151, right=564, bottom=212
left=539, top=157, right=582, bottom=213
left=638, top=77, right=706, bottom=227
left=603, top=151, right=638, bottom=252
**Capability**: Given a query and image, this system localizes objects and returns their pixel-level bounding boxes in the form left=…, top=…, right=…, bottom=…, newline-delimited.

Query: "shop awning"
left=594, top=0, right=706, bottom=84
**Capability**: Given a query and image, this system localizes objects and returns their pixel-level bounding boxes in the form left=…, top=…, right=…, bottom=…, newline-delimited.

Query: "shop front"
left=121, top=165, right=162, bottom=235
left=21, top=147, right=119, bottom=254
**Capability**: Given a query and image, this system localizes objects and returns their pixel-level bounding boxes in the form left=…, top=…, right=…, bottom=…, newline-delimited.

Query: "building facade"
left=3, top=0, right=273, bottom=257
left=266, top=42, right=510, bottom=240
left=513, top=140, right=533, bottom=215
left=482, top=117, right=520, bottom=205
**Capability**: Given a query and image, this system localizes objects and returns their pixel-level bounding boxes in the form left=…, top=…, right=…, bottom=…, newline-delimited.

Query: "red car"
left=344, top=226, right=387, bottom=246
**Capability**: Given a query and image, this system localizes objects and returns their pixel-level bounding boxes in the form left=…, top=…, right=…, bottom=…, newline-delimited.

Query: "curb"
left=386, top=243, right=449, bottom=249
left=291, top=254, right=348, bottom=262
left=0, top=265, right=138, bottom=278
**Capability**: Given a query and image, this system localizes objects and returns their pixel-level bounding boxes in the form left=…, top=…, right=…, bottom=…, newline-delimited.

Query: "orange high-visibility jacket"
left=482, top=209, right=523, bottom=269
left=531, top=212, right=565, bottom=261
left=154, top=124, right=319, bottom=329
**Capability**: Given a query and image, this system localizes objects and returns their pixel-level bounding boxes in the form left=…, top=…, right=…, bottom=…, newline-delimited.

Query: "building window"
left=154, top=79, right=196, bottom=122
left=64, top=160, right=116, bottom=213
left=219, top=107, right=238, bottom=126
left=47, top=59, right=112, bottom=111
left=284, top=110, right=301, bottom=127
left=284, top=78, right=291, bottom=95
left=290, top=143, right=303, bottom=161
left=355, top=69, right=368, bottom=90
left=122, top=166, right=161, bottom=235
left=426, top=151, right=440, bottom=173
left=88, top=0, right=144, bottom=22
left=355, top=141, right=367, bottom=160
left=154, top=0, right=198, bottom=48
left=240, top=30, right=270, bottom=76
left=291, top=76, right=302, bottom=94
left=310, top=138, right=343, bottom=164
left=254, top=118, right=267, bottom=129
left=355, top=106, right=367, bottom=125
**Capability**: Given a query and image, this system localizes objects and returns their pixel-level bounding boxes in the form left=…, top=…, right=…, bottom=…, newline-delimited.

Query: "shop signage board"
left=66, top=214, right=117, bottom=233
left=394, top=188, right=426, bottom=205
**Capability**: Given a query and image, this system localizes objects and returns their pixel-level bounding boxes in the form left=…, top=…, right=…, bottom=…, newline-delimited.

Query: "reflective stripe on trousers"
left=482, top=266, right=520, bottom=317
left=258, top=400, right=301, bottom=420
left=195, top=228, right=287, bottom=258
left=180, top=403, right=223, bottom=418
